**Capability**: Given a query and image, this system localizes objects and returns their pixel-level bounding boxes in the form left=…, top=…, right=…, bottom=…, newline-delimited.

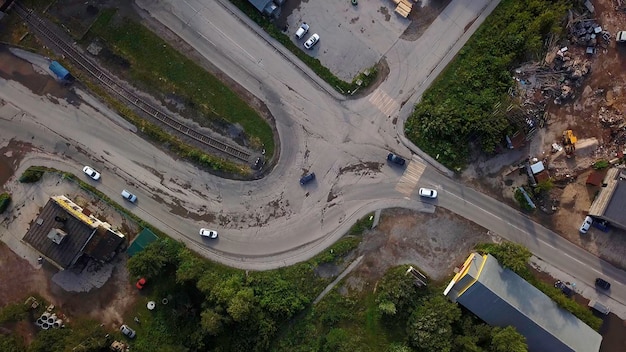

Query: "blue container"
left=49, top=61, right=71, bottom=80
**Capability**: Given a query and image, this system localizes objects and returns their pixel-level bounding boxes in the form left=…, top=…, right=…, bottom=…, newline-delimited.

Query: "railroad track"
left=13, top=3, right=253, bottom=162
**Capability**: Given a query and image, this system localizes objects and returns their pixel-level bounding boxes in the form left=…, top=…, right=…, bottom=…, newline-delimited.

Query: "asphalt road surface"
left=1, top=0, right=624, bottom=315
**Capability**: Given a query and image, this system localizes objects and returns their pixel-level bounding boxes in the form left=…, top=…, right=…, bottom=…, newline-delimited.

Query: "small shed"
left=530, top=161, right=545, bottom=174
left=127, top=228, right=159, bottom=256
left=49, top=61, right=71, bottom=80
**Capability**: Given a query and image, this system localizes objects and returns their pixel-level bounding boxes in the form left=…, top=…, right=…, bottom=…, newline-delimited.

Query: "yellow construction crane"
left=562, top=130, right=577, bottom=157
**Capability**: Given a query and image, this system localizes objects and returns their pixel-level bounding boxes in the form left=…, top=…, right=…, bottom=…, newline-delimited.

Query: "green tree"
left=0, top=334, right=24, bottom=352
left=253, top=276, right=309, bottom=319
left=489, top=326, right=527, bottom=352
left=407, top=295, right=461, bottom=352
left=28, top=328, right=69, bottom=352
left=127, top=238, right=182, bottom=279
left=489, top=242, right=531, bottom=273
left=200, top=308, right=224, bottom=335
left=227, top=287, right=257, bottom=322
left=176, top=247, right=207, bottom=283
left=376, top=266, right=424, bottom=320
left=387, top=343, right=413, bottom=352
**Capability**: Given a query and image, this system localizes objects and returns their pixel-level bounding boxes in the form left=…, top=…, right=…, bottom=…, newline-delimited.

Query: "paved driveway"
left=287, top=0, right=412, bottom=80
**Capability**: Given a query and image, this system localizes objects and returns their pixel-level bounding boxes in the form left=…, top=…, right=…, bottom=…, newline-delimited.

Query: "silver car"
left=579, top=216, right=593, bottom=234
left=121, top=189, right=137, bottom=203
left=120, top=324, right=136, bottom=338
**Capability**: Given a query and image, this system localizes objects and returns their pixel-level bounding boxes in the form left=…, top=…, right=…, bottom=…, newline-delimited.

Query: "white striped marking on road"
left=369, top=88, right=400, bottom=117
left=395, top=160, right=426, bottom=196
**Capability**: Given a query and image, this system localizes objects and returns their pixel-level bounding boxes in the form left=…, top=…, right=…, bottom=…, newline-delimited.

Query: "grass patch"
left=84, top=8, right=275, bottom=157
left=405, top=0, right=571, bottom=169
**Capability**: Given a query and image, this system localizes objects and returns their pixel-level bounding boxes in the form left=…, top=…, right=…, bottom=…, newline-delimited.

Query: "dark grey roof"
left=83, top=227, right=124, bottom=262
left=589, top=168, right=626, bottom=230
left=248, top=0, right=273, bottom=12
left=23, top=199, right=95, bottom=269
left=452, top=254, right=601, bottom=352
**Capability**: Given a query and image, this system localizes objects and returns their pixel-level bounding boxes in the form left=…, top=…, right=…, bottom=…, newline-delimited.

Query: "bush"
left=0, top=192, right=10, bottom=214
left=592, top=159, right=609, bottom=170
left=19, top=166, right=46, bottom=183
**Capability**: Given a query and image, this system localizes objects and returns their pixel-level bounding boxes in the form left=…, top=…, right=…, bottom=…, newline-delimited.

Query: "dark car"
left=595, top=278, right=611, bottom=290
left=387, top=153, right=406, bottom=166
left=300, top=172, right=316, bottom=185
left=554, top=280, right=573, bottom=297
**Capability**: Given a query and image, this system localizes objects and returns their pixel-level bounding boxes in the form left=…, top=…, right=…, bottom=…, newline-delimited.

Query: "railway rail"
left=13, top=3, right=253, bottom=162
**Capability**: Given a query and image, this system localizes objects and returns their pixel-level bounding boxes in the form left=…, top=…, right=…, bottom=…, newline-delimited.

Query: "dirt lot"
left=0, top=143, right=140, bottom=331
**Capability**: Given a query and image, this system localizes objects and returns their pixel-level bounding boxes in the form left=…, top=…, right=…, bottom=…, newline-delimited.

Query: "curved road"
left=0, top=0, right=624, bottom=314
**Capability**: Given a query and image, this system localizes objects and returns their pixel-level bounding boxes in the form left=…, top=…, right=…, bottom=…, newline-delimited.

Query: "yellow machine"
left=562, top=130, right=577, bottom=157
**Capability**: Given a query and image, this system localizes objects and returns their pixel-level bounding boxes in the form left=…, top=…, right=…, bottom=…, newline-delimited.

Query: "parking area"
left=283, top=0, right=413, bottom=80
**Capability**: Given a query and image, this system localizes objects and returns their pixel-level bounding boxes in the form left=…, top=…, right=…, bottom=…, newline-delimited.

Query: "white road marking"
left=395, top=160, right=426, bottom=196
left=369, top=88, right=400, bottom=116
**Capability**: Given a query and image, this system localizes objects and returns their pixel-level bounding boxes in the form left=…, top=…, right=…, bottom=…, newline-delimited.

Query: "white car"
left=120, top=324, right=136, bottom=338
left=295, top=22, right=309, bottom=39
left=121, top=189, right=137, bottom=203
left=200, top=228, right=218, bottom=239
left=82, top=166, right=101, bottom=180
left=304, top=33, right=320, bottom=49
left=418, top=188, right=438, bottom=199
left=579, top=216, right=593, bottom=234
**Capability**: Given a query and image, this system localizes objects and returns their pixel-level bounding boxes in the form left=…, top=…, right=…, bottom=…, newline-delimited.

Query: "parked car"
left=295, top=23, right=310, bottom=39
left=300, top=172, right=316, bottom=185
left=387, top=153, right=406, bottom=166
left=120, top=324, right=136, bottom=338
left=199, top=228, right=218, bottom=239
left=579, top=216, right=593, bottom=234
left=136, top=278, right=146, bottom=290
left=595, top=278, right=611, bottom=290
left=121, top=189, right=137, bottom=203
left=418, top=188, right=438, bottom=199
left=304, top=33, right=320, bottom=49
left=82, top=166, right=101, bottom=180
left=616, top=31, right=626, bottom=43
left=554, top=280, right=573, bottom=297
left=588, top=300, right=610, bottom=315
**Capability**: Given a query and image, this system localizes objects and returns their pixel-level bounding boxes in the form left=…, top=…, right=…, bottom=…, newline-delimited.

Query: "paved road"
left=1, top=0, right=625, bottom=315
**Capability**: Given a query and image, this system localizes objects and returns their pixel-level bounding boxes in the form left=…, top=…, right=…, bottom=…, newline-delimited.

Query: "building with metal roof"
left=127, top=228, right=159, bottom=257
left=589, top=167, right=626, bottom=231
left=23, top=195, right=125, bottom=270
left=444, top=253, right=602, bottom=352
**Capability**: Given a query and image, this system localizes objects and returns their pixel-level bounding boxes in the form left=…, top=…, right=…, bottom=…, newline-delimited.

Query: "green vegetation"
left=514, top=188, right=534, bottom=212
left=405, top=0, right=570, bottom=169
left=84, top=9, right=274, bottom=158
left=19, top=166, right=48, bottom=183
left=592, top=159, right=609, bottom=170
left=124, top=235, right=364, bottom=351
left=0, top=192, right=11, bottom=214
left=273, top=265, right=528, bottom=352
left=476, top=242, right=603, bottom=330
left=228, top=0, right=378, bottom=94
left=0, top=297, right=107, bottom=352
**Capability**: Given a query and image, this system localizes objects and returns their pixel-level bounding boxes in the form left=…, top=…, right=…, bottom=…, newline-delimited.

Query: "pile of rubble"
left=568, top=19, right=611, bottom=53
